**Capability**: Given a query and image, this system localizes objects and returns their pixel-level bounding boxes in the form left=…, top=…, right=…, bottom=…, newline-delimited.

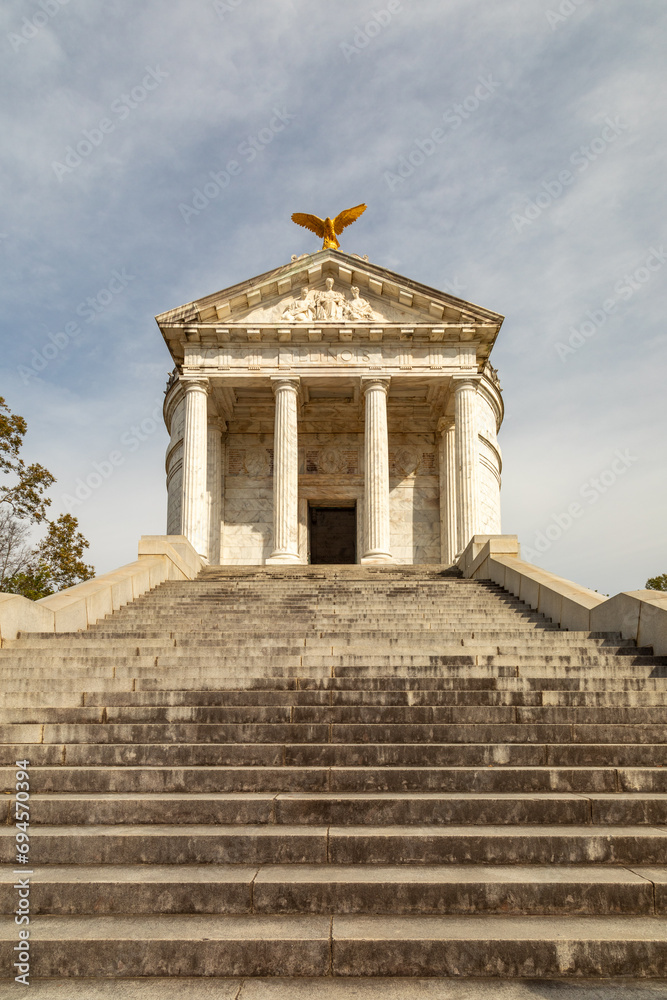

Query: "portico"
left=158, top=250, right=504, bottom=565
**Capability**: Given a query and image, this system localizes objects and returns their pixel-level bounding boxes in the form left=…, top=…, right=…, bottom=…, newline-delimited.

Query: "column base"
left=360, top=551, right=394, bottom=565
left=266, top=551, right=302, bottom=565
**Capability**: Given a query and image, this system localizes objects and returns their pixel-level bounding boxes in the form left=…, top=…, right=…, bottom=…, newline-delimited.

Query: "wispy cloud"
left=1, top=0, right=665, bottom=594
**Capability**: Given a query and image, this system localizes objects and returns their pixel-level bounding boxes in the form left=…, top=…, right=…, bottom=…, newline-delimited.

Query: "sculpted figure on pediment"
left=343, top=286, right=375, bottom=321
left=277, top=279, right=383, bottom=324
left=281, top=287, right=316, bottom=323
left=316, top=277, right=346, bottom=321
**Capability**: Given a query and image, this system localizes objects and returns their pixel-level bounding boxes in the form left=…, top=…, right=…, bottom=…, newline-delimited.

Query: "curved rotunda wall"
left=476, top=385, right=502, bottom=535
left=165, top=391, right=185, bottom=537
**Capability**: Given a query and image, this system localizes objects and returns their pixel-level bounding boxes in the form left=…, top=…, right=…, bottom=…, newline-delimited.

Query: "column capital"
left=437, top=415, right=455, bottom=435
left=452, top=375, right=480, bottom=391
left=270, top=375, right=301, bottom=394
left=361, top=376, right=391, bottom=395
left=207, top=416, right=227, bottom=434
left=180, top=376, right=210, bottom=393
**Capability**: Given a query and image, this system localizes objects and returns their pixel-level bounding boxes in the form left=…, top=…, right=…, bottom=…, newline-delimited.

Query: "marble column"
left=454, top=378, right=481, bottom=554
left=181, top=377, right=209, bottom=558
left=437, top=416, right=457, bottom=565
left=206, top=419, right=225, bottom=565
left=267, top=376, right=301, bottom=564
left=361, top=377, right=393, bottom=564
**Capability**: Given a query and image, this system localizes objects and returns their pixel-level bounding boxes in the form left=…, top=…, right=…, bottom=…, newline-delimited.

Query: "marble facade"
left=158, top=250, right=504, bottom=565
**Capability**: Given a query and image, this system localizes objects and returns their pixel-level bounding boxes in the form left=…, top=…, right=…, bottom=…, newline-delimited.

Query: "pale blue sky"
left=1, top=0, right=665, bottom=595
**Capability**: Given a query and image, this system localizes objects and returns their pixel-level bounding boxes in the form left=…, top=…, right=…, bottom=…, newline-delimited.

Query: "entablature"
left=160, top=323, right=495, bottom=366
left=177, top=338, right=479, bottom=376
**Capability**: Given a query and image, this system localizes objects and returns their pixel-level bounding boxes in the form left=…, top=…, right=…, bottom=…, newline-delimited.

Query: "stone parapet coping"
left=458, top=535, right=667, bottom=656
left=0, top=536, right=204, bottom=643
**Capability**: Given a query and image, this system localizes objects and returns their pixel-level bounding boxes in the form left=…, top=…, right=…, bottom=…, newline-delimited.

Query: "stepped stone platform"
left=1, top=565, right=667, bottom=988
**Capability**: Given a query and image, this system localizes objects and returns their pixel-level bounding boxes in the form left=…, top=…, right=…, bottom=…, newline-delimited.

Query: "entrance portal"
left=309, top=504, right=357, bottom=564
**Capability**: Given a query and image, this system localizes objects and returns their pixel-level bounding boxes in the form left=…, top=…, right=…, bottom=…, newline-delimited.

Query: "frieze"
left=186, top=343, right=462, bottom=370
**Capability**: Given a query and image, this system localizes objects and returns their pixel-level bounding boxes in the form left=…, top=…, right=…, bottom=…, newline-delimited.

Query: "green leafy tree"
left=3, top=514, right=95, bottom=599
left=2, top=565, right=53, bottom=602
left=36, top=513, right=94, bottom=593
left=0, top=396, right=95, bottom=599
left=646, top=574, right=667, bottom=592
left=0, top=396, right=54, bottom=522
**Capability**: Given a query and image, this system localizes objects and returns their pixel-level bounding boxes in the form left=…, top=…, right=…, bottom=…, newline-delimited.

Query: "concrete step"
left=110, top=593, right=496, bottom=600
left=142, top=653, right=666, bottom=670
left=7, top=764, right=667, bottom=793
left=12, top=791, right=667, bottom=826
left=6, top=640, right=641, bottom=658
left=3, top=676, right=667, bottom=696
left=1, top=863, right=662, bottom=915
left=108, top=614, right=555, bottom=622
left=89, top=689, right=539, bottom=706
left=73, top=689, right=667, bottom=707
left=4, top=979, right=667, bottom=998
left=109, top=593, right=542, bottom=602
left=3, top=824, right=667, bottom=865
left=1, top=913, right=667, bottom=978
left=98, top=595, right=546, bottom=604
left=23, top=628, right=601, bottom=645
left=0, top=705, right=525, bottom=724
left=80, top=625, right=564, bottom=639
left=3, top=741, right=666, bottom=768
left=6, top=721, right=667, bottom=745
left=104, top=589, right=530, bottom=598
left=8, top=704, right=667, bottom=726
left=296, top=676, right=667, bottom=690
left=85, top=613, right=556, bottom=627
left=4, top=657, right=661, bottom=679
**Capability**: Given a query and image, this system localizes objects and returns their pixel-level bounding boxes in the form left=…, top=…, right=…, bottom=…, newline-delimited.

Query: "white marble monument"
left=157, top=249, right=504, bottom=565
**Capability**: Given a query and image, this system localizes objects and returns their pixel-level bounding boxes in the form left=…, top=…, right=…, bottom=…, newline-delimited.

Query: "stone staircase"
left=1, top=565, right=667, bottom=991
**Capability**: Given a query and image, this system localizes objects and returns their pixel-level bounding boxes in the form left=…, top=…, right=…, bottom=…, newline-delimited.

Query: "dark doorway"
left=309, top=505, right=357, bottom=564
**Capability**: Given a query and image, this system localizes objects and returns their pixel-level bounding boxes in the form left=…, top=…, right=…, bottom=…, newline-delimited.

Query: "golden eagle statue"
left=291, top=203, right=367, bottom=250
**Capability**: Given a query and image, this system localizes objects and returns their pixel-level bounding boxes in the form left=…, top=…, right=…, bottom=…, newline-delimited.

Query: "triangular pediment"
left=156, top=249, right=503, bottom=327
left=155, top=249, right=504, bottom=366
